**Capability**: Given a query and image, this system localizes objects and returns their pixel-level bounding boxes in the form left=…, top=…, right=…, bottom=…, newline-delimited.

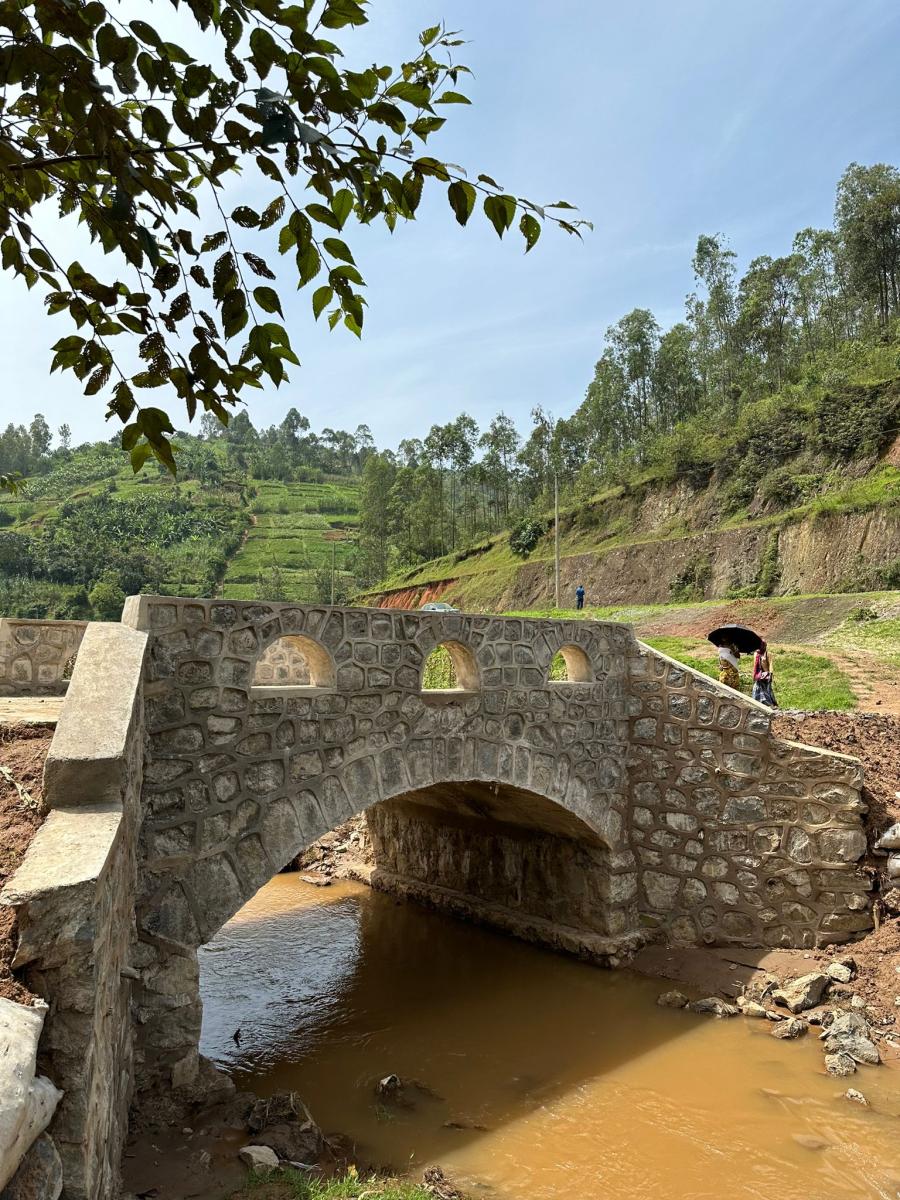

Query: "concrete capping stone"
left=43, top=623, right=148, bottom=807
left=1, top=805, right=123, bottom=914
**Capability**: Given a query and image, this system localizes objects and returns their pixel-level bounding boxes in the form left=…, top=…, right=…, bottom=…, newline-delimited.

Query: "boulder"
left=0, top=1002, right=63, bottom=1191
left=0, top=1135, right=62, bottom=1200
left=375, top=1074, right=403, bottom=1098
left=656, top=991, right=688, bottom=1009
left=737, top=997, right=767, bottom=1019
left=824, top=1053, right=856, bottom=1077
left=887, top=854, right=900, bottom=881
left=874, top=823, right=900, bottom=852
left=238, top=1145, right=279, bottom=1171
left=844, top=1089, right=868, bottom=1106
left=824, top=1031, right=880, bottom=1066
left=771, top=1018, right=808, bottom=1040
left=246, top=1095, right=324, bottom=1164
left=687, top=997, right=740, bottom=1017
left=771, top=973, right=829, bottom=1014
left=826, top=962, right=853, bottom=984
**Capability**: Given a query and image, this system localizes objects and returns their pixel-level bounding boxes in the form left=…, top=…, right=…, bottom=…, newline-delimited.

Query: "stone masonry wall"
left=0, top=618, right=86, bottom=696
left=625, top=644, right=871, bottom=948
left=119, top=595, right=871, bottom=1096
left=1, top=623, right=148, bottom=1200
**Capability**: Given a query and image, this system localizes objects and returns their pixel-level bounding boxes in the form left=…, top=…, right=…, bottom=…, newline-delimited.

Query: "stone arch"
left=549, top=643, right=593, bottom=684
left=138, top=741, right=630, bottom=952
left=251, top=633, right=335, bottom=691
left=420, top=639, right=480, bottom=693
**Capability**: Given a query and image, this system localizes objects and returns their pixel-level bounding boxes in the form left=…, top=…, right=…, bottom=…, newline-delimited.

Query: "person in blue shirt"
left=575, top=584, right=585, bottom=610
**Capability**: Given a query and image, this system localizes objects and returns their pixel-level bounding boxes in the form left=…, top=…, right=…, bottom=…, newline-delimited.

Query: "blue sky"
left=2, top=0, right=898, bottom=449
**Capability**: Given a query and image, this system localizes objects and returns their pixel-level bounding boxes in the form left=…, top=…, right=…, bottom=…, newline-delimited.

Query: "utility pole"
left=554, top=468, right=560, bottom=611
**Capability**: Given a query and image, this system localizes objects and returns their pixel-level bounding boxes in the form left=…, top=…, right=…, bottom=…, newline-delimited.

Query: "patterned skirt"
left=718, top=661, right=741, bottom=690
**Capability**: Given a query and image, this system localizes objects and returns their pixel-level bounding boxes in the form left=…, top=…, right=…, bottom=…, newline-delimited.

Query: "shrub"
left=509, top=518, right=545, bottom=559
left=88, top=576, right=126, bottom=619
left=848, top=605, right=879, bottom=622
left=669, top=551, right=712, bottom=602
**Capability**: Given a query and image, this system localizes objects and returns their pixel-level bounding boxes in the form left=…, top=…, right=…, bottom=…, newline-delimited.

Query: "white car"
left=420, top=601, right=458, bottom=612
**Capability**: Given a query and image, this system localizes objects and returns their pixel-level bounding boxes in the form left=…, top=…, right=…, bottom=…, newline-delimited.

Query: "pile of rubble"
left=658, top=954, right=896, bottom=1092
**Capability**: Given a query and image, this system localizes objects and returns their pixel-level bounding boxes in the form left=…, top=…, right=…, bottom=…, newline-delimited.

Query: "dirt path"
left=0, top=697, right=63, bottom=726
left=824, top=649, right=900, bottom=716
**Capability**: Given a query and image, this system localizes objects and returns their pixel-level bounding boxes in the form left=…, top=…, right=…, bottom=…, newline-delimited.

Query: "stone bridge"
left=1, top=597, right=872, bottom=1198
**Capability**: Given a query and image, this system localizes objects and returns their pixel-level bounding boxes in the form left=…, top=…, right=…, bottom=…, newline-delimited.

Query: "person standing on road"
left=717, top=641, right=741, bottom=690
left=575, top=584, right=585, bottom=611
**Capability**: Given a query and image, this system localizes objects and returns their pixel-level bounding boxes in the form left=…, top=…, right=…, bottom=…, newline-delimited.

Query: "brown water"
left=199, top=876, right=900, bottom=1200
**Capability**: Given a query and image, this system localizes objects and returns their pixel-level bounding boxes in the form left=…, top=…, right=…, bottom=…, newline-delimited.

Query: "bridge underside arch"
left=366, top=781, right=627, bottom=948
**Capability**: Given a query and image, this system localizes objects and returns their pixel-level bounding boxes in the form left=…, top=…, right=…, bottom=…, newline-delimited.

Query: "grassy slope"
left=236, top=1168, right=434, bottom=1200
left=371, top=462, right=900, bottom=605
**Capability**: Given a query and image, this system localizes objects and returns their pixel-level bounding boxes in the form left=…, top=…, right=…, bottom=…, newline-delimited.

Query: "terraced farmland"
left=222, top=478, right=359, bottom=602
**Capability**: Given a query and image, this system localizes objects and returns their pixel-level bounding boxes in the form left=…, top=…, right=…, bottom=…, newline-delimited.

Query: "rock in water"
left=824, top=1012, right=881, bottom=1065
left=737, top=997, right=767, bottom=1018
left=0, top=1134, right=62, bottom=1200
left=656, top=990, right=688, bottom=1009
left=824, top=1032, right=880, bottom=1065
left=793, top=1134, right=829, bottom=1151
left=238, top=1145, right=279, bottom=1171
left=825, top=1053, right=857, bottom=1077
left=845, top=1089, right=869, bottom=1106
left=687, top=997, right=740, bottom=1017
left=771, top=1018, right=808, bottom=1040
left=772, top=973, right=829, bottom=1014
left=246, top=1094, right=325, bottom=1163
left=376, top=1074, right=403, bottom=1098
left=826, top=962, right=853, bottom=984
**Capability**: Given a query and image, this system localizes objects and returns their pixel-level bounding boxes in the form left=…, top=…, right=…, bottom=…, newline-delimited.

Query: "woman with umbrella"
left=707, top=624, right=766, bottom=695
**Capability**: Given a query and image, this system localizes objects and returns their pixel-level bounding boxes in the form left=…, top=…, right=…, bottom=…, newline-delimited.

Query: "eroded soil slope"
left=0, top=723, right=52, bottom=1002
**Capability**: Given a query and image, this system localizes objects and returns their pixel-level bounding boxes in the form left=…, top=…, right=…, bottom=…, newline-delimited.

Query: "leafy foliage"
left=509, top=518, right=546, bottom=559
left=0, top=3, right=585, bottom=478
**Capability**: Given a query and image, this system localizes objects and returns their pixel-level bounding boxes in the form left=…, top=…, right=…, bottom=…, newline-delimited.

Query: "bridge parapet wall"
left=625, top=644, right=870, bottom=948
left=0, top=618, right=86, bottom=696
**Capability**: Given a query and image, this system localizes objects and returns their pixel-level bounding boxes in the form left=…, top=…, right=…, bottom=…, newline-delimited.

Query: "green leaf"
left=344, top=312, right=362, bottom=338
left=320, top=0, right=367, bottom=29
left=306, top=203, right=340, bottom=230
left=547, top=200, right=577, bottom=209
left=297, top=244, right=321, bottom=286
left=419, top=25, right=441, bottom=46
left=312, top=285, right=333, bottom=319
left=484, top=194, right=513, bottom=238
left=435, top=91, right=471, bottom=104
left=142, top=106, right=170, bottom=143
left=410, top=116, right=445, bottom=138
left=447, top=180, right=475, bottom=226
left=520, top=212, right=541, bottom=252
left=331, top=189, right=353, bottom=230
left=323, top=237, right=354, bottom=264
left=253, top=286, right=283, bottom=315
left=387, top=81, right=432, bottom=107
left=130, top=443, right=153, bottom=473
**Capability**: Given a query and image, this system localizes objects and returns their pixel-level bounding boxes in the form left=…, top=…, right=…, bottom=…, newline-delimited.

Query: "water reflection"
left=199, top=876, right=900, bottom=1200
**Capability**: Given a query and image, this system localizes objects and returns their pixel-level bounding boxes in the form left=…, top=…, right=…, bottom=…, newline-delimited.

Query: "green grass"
left=236, top=1167, right=436, bottom=1200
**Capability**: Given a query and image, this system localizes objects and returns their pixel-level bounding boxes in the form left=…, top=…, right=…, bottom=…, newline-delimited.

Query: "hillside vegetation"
left=0, top=415, right=362, bottom=619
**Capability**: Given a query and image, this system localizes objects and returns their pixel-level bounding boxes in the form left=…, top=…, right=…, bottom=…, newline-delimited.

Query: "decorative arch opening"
left=421, top=640, right=479, bottom=693
left=251, top=633, right=335, bottom=692
left=549, top=644, right=593, bottom=684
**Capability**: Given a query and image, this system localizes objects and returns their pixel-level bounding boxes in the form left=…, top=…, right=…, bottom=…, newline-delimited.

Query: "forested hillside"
left=359, top=161, right=900, bottom=603
left=2, top=161, right=899, bottom=618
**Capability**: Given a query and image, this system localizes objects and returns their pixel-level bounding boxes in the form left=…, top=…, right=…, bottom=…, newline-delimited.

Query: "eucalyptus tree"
left=0, top=0, right=587, bottom=485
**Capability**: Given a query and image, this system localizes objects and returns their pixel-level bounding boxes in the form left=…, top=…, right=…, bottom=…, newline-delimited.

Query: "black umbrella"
left=707, top=624, right=763, bottom=655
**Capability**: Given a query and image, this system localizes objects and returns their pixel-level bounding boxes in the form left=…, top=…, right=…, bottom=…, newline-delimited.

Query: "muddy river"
left=199, top=876, right=900, bottom=1200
